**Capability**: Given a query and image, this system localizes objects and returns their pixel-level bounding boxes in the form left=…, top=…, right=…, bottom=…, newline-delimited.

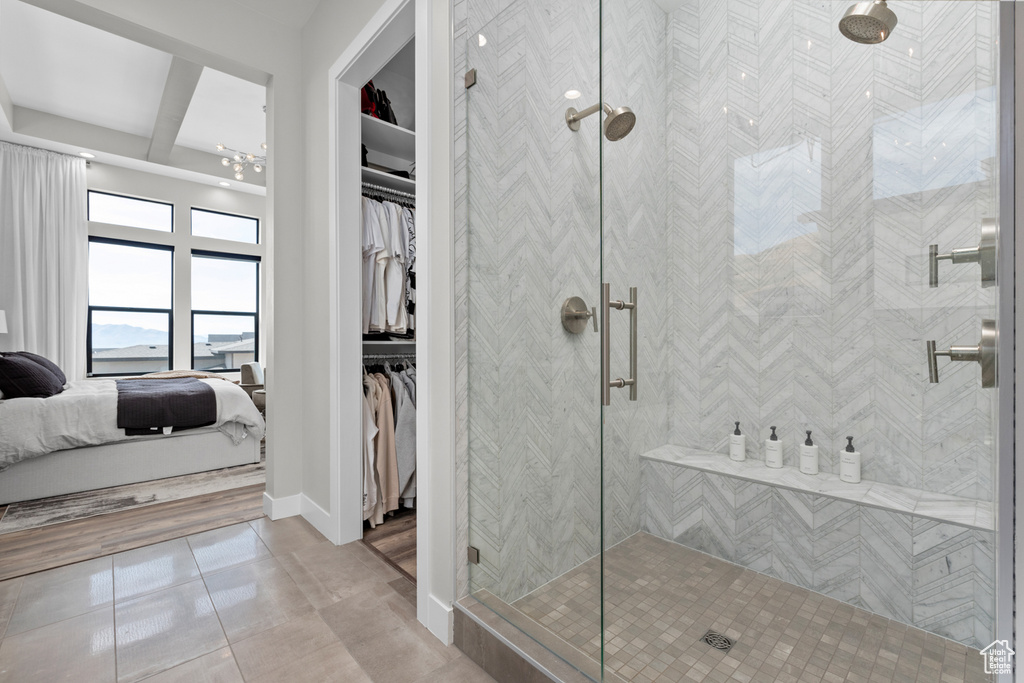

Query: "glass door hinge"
left=465, top=69, right=477, bottom=89
left=467, top=546, right=480, bottom=564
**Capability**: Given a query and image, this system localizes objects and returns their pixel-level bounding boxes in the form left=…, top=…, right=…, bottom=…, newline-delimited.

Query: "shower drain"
left=701, top=630, right=734, bottom=652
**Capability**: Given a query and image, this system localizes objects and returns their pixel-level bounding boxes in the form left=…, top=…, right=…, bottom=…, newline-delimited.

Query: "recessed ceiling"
left=0, top=0, right=267, bottom=192
left=0, top=0, right=172, bottom=138
left=176, top=67, right=266, bottom=156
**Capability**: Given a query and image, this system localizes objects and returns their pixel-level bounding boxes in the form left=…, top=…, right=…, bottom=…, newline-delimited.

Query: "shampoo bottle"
left=799, top=430, right=819, bottom=475
left=729, top=422, right=746, bottom=462
left=839, top=436, right=861, bottom=483
left=765, top=426, right=784, bottom=469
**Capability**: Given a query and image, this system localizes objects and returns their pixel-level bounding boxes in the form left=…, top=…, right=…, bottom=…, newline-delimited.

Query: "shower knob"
left=561, top=296, right=597, bottom=334
left=926, top=320, right=997, bottom=388
left=928, top=218, right=997, bottom=288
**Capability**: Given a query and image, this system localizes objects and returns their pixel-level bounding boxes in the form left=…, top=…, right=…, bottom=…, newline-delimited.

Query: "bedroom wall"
left=298, top=0, right=389, bottom=517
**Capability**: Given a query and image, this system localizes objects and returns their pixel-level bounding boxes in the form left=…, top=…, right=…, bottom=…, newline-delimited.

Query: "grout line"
left=0, top=575, right=25, bottom=643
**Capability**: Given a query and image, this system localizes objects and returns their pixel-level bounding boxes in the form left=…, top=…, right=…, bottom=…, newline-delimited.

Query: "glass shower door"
left=463, top=2, right=607, bottom=678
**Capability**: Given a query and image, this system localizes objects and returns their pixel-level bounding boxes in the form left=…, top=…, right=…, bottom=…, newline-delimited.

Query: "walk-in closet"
left=357, top=38, right=418, bottom=582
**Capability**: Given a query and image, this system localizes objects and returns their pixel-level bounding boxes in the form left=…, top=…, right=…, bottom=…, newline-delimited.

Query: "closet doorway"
left=326, top=0, right=420, bottom=591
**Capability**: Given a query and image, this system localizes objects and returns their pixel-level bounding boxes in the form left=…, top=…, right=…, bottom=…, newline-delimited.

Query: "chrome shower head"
left=839, top=0, right=897, bottom=44
left=565, top=102, right=636, bottom=141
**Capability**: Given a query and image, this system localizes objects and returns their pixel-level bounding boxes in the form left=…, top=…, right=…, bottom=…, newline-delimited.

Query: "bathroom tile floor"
left=513, top=533, right=993, bottom=683
left=0, top=516, right=494, bottom=683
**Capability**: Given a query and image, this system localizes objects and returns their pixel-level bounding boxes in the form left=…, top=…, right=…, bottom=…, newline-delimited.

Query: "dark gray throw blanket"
left=115, top=378, right=217, bottom=436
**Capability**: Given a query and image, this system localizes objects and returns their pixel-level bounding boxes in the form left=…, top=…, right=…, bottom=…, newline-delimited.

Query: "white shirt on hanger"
left=384, top=201, right=407, bottom=333
left=371, top=200, right=391, bottom=333
left=361, top=197, right=385, bottom=334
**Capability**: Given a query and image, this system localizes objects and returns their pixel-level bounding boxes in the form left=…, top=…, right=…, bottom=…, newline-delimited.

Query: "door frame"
left=326, top=0, right=456, bottom=645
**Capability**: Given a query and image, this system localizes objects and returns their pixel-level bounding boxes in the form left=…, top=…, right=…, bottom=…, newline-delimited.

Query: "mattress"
left=0, top=378, right=266, bottom=471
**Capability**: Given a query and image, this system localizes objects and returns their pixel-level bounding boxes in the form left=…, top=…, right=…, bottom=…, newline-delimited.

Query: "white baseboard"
left=300, top=494, right=337, bottom=544
left=423, top=592, right=453, bottom=645
left=263, top=492, right=301, bottom=520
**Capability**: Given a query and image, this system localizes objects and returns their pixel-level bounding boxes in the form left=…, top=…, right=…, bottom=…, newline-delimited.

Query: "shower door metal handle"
left=926, top=319, right=997, bottom=388
left=601, top=283, right=638, bottom=406
left=928, top=217, right=997, bottom=288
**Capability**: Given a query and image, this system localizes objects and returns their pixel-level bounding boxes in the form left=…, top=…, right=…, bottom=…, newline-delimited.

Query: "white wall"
left=300, top=0, right=389, bottom=512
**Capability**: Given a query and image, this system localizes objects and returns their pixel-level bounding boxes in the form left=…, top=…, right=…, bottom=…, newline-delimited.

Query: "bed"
left=0, top=377, right=265, bottom=505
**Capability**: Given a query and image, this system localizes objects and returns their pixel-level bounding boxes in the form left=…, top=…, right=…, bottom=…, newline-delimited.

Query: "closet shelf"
left=361, top=114, right=416, bottom=161
left=362, top=167, right=415, bottom=193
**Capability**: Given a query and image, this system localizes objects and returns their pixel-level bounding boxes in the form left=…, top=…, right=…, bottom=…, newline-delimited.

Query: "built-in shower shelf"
left=641, top=445, right=993, bottom=530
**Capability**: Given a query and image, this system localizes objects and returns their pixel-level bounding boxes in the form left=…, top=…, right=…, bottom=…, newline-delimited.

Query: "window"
left=87, top=188, right=263, bottom=375
left=88, top=238, right=173, bottom=376
left=88, top=191, right=173, bottom=232
left=191, top=251, right=259, bottom=371
left=191, top=208, right=259, bottom=244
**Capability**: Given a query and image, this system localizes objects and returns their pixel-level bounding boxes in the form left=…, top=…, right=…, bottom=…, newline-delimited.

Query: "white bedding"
left=0, top=379, right=266, bottom=470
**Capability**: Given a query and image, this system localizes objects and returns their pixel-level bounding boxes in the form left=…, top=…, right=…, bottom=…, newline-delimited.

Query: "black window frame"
left=190, top=206, right=261, bottom=244
left=87, top=190, right=175, bottom=232
left=87, top=237, right=174, bottom=377
left=190, top=249, right=261, bottom=373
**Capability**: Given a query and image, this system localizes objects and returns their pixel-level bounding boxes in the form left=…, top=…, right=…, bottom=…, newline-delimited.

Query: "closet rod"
left=361, top=181, right=416, bottom=201
left=363, top=352, right=416, bottom=360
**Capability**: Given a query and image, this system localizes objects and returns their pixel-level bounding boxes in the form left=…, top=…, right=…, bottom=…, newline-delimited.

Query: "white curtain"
left=0, top=141, right=88, bottom=379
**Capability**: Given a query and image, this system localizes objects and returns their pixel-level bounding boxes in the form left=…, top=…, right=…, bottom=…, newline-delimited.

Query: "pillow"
left=0, top=354, right=65, bottom=398
left=10, top=351, right=67, bottom=386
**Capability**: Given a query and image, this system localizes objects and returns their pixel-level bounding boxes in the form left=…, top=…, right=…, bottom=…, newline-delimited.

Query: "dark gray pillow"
left=0, top=354, right=65, bottom=398
left=11, top=351, right=67, bottom=386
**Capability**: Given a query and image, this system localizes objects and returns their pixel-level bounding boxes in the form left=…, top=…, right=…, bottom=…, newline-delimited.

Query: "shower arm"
left=565, top=102, right=611, bottom=130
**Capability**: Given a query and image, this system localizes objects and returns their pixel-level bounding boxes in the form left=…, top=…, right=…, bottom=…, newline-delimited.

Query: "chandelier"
left=217, top=142, right=267, bottom=181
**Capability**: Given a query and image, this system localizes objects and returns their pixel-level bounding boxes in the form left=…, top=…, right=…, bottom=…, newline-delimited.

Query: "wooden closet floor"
left=362, top=507, right=417, bottom=582
left=0, top=484, right=264, bottom=582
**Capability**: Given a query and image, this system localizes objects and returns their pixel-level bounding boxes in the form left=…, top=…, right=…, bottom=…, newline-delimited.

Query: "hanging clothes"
left=362, top=198, right=385, bottom=334
left=389, top=366, right=416, bottom=504
left=362, top=374, right=384, bottom=527
left=362, top=358, right=416, bottom=524
left=361, top=385, right=379, bottom=521
left=361, top=190, right=416, bottom=340
left=371, top=201, right=391, bottom=333
left=372, top=372, right=400, bottom=513
left=383, top=201, right=407, bottom=334
left=402, top=207, right=416, bottom=331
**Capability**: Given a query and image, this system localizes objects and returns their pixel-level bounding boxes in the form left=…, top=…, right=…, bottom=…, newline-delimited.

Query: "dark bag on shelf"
left=361, top=81, right=379, bottom=118
left=378, top=89, right=398, bottom=126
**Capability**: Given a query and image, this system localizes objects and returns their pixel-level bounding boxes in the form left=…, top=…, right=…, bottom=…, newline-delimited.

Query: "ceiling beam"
left=147, top=57, right=203, bottom=164
left=9, top=106, right=264, bottom=187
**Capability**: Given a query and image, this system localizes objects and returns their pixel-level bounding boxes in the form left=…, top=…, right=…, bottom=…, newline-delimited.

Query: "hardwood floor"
left=362, top=507, right=416, bottom=582
left=0, top=484, right=264, bottom=581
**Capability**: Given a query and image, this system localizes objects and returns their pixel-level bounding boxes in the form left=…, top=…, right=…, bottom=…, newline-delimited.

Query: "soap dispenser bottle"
left=765, top=426, right=783, bottom=468
left=799, top=430, right=819, bottom=475
left=839, top=436, right=861, bottom=483
left=729, top=422, right=746, bottom=462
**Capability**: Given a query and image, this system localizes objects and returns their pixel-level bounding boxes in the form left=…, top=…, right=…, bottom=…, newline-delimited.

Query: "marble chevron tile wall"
left=459, top=0, right=670, bottom=603
left=641, top=460, right=996, bottom=648
left=601, top=0, right=671, bottom=553
left=667, top=0, right=999, bottom=501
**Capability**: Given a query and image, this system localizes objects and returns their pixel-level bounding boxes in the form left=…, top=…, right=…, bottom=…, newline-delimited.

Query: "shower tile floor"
left=511, top=533, right=992, bottom=683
